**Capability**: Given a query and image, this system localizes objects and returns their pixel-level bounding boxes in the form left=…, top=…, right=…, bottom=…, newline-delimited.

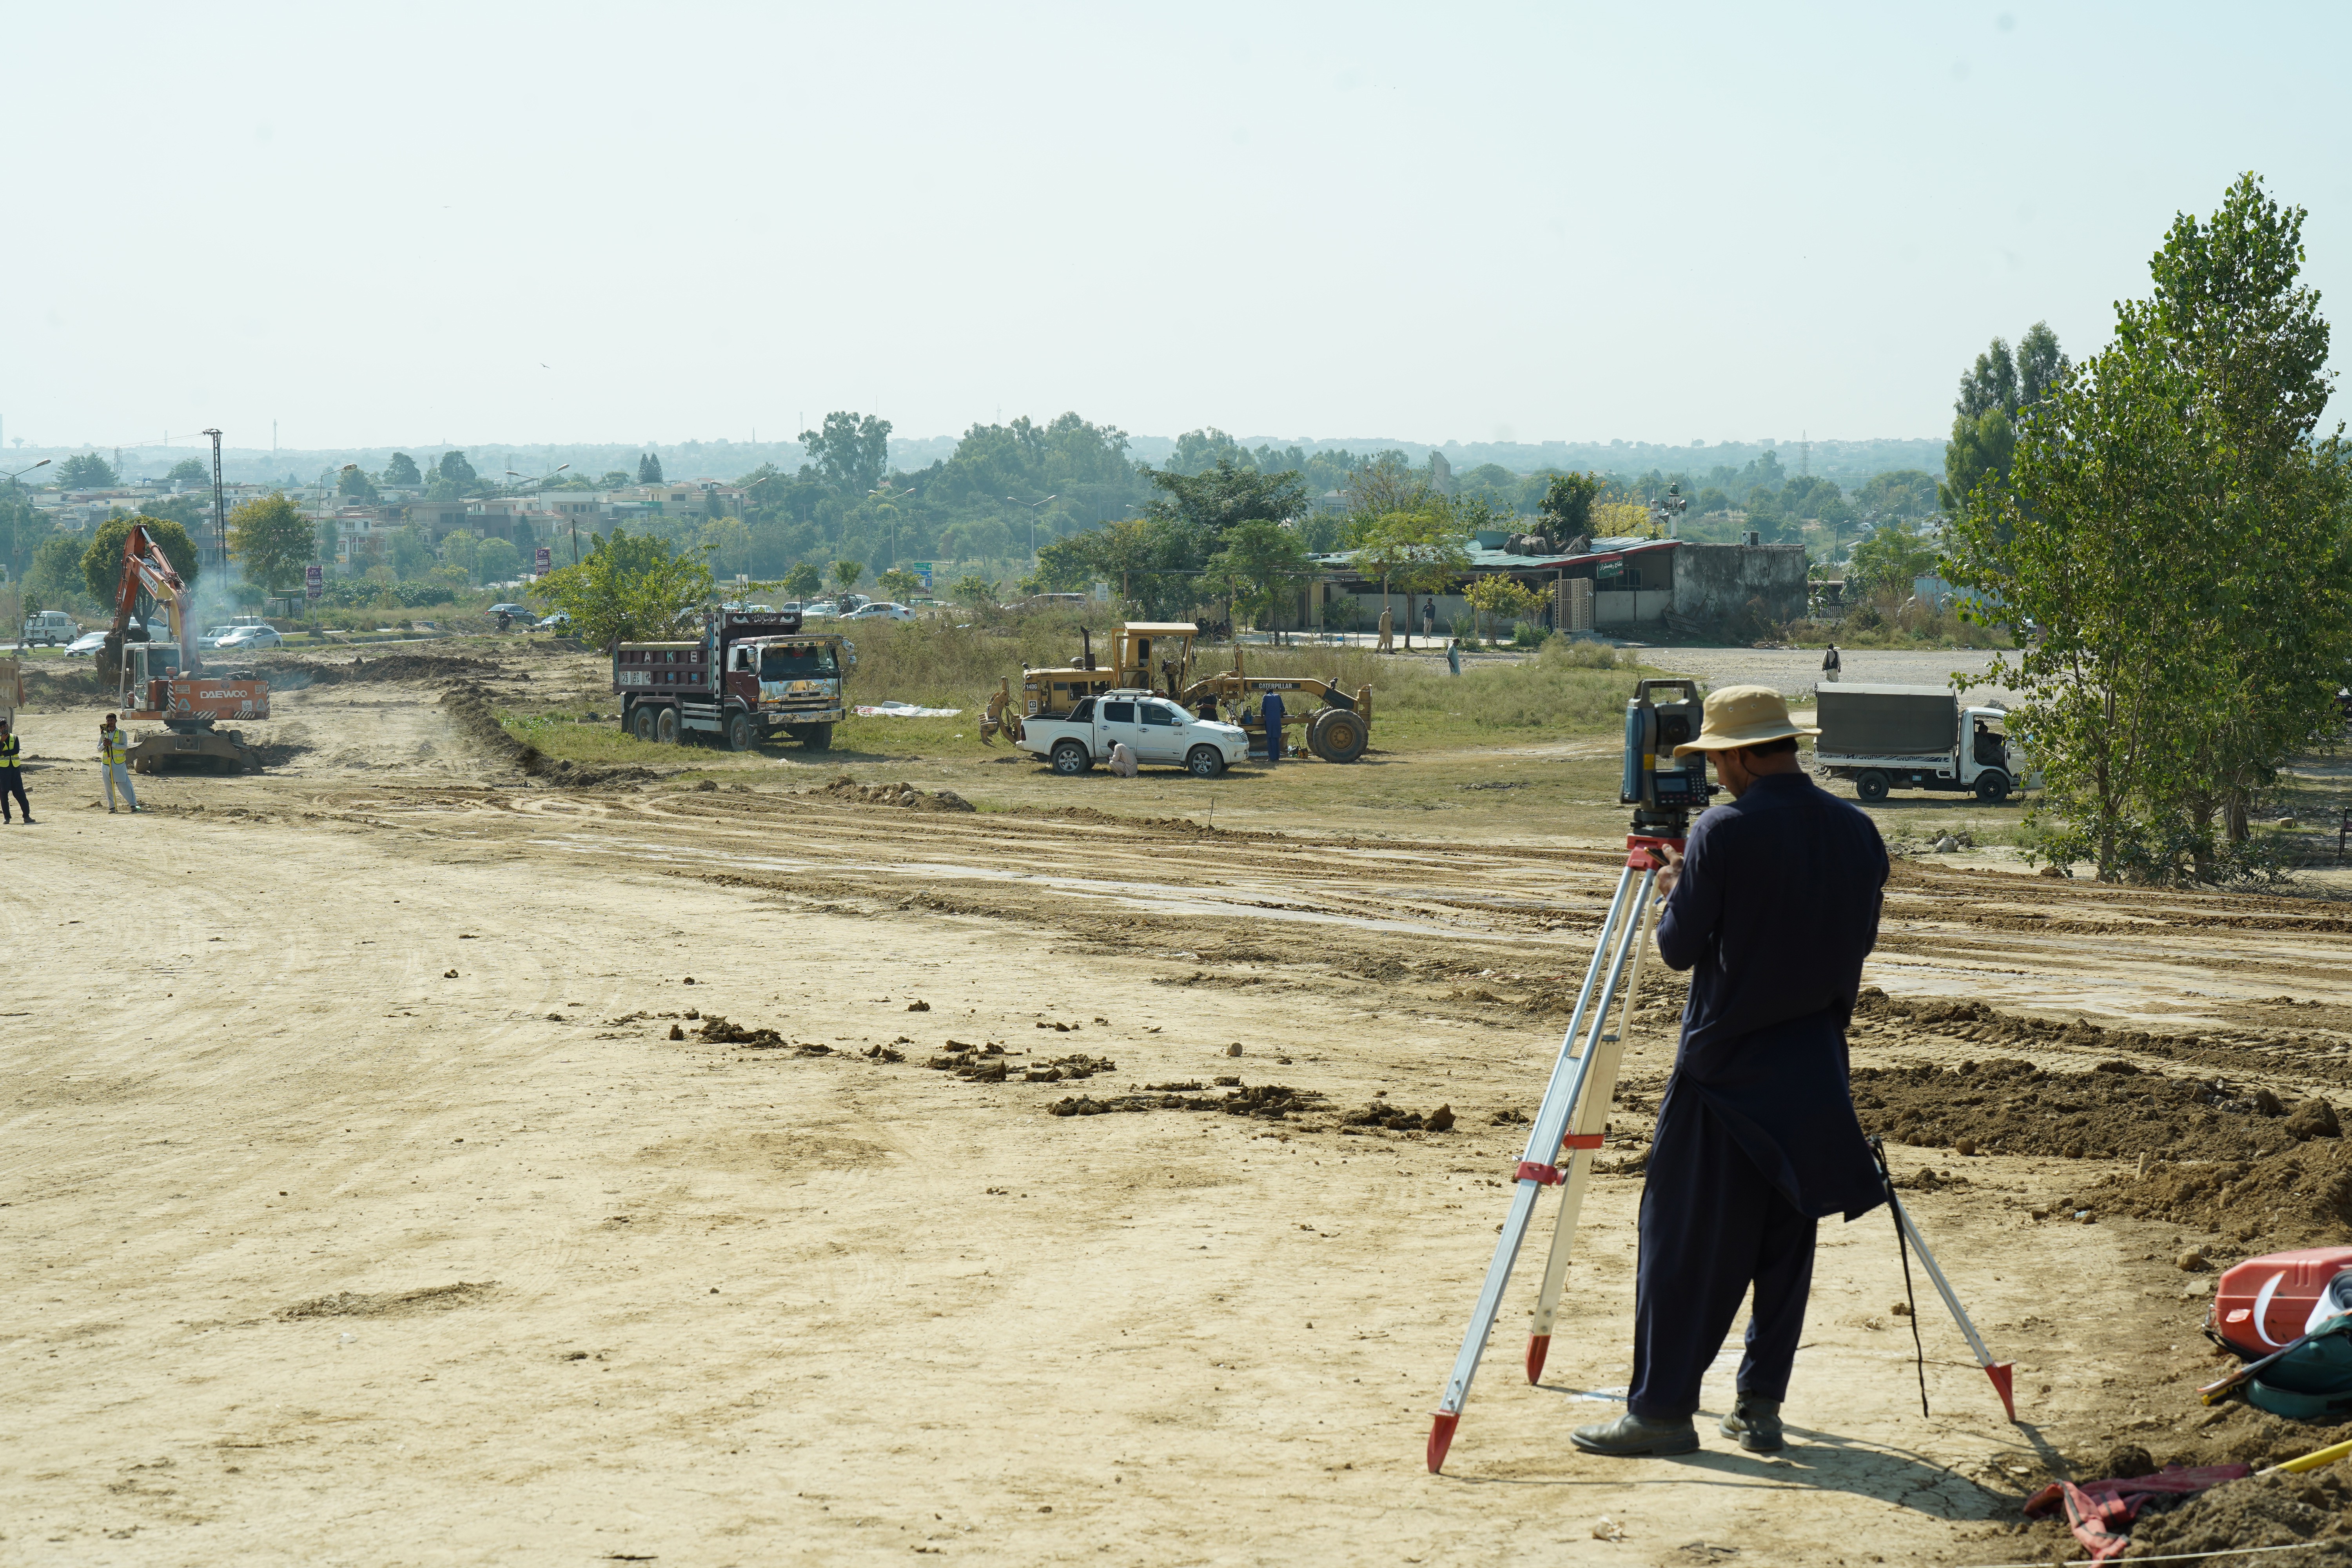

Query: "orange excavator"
left=105, top=524, right=269, bottom=772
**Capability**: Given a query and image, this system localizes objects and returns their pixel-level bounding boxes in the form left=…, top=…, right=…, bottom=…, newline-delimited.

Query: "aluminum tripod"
left=1427, top=833, right=1676, bottom=1473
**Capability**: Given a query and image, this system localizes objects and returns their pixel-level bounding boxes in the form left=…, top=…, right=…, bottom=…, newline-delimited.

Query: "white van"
left=21, top=611, right=78, bottom=646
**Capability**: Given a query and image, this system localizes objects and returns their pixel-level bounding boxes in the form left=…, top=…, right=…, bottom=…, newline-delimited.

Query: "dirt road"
left=5, top=649, right=2347, bottom=1565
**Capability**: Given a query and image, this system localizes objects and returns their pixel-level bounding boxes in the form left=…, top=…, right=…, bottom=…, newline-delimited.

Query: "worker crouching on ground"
left=1572, top=685, right=1887, bottom=1459
left=0, top=719, right=32, bottom=824
left=100, top=713, right=141, bottom=814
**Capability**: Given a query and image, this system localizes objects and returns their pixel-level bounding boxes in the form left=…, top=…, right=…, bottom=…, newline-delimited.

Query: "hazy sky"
left=7, top=2, right=2348, bottom=455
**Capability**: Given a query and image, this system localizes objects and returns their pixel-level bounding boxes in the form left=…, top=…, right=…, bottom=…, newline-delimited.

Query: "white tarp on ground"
left=854, top=702, right=962, bottom=718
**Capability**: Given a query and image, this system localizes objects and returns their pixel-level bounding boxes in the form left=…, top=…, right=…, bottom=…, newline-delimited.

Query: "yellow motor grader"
left=980, top=621, right=1373, bottom=763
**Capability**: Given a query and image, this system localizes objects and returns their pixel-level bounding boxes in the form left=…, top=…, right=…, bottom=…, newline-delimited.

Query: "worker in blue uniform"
left=1259, top=690, right=1284, bottom=768
left=1572, top=685, right=1888, bottom=1458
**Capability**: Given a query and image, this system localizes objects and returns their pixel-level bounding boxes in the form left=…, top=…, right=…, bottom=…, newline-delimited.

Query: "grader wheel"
left=1307, top=706, right=1369, bottom=763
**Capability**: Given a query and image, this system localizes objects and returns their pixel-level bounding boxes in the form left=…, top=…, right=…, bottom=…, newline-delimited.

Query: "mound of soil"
left=2127, top=1467, right=2352, bottom=1562
left=1049, top=1082, right=1324, bottom=1120
left=805, top=775, right=975, bottom=812
left=924, top=1042, right=1115, bottom=1083
left=274, top=652, right=501, bottom=688
left=695, top=1015, right=830, bottom=1054
left=1341, top=1101, right=1457, bottom=1132
left=2096, top=1140, right=2352, bottom=1244
left=1849, top=1058, right=2334, bottom=1163
left=441, top=686, right=655, bottom=787
left=19, top=666, right=110, bottom=704
left=280, top=1281, right=497, bottom=1319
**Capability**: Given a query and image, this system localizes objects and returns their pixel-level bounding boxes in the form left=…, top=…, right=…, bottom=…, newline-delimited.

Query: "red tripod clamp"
left=1624, top=833, right=1686, bottom=871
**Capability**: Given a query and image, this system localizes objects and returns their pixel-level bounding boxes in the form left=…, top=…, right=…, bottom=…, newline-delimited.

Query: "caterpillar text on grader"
left=981, top=621, right=1373, bottom=764
left=103, top=523, right=270, bottom=772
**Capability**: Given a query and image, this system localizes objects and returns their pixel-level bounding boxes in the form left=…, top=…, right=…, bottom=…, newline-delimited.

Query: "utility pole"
left=204, top=428, right=225, bottom=576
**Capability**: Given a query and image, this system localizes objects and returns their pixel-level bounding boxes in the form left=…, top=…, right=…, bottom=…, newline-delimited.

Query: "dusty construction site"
left=9, top=642, right=2352, bottom=1565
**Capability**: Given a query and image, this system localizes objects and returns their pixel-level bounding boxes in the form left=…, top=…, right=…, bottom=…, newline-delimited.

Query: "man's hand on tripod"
left=1655, top=844, right=1684, bottom=901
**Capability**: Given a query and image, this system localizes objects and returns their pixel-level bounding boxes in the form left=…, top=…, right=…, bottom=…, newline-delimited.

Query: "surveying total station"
left=1425, top=678, right=1709, bottom=1472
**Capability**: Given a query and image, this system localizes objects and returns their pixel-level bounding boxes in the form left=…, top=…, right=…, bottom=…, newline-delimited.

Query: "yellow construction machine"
left=980, top=621, right=1373, bottom=763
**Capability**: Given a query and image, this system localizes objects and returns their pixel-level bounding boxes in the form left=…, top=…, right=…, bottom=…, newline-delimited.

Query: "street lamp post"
left=1008, top=494, right=1056, bottom=572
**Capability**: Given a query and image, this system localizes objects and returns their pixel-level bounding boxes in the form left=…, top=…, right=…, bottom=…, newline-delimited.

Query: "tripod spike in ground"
left=1985, top=1361, right=2017, bottom=1422
left=1426, top=1411, right=1459, bottom=1474
left=1525, top=1334, right=1550, bottom=1385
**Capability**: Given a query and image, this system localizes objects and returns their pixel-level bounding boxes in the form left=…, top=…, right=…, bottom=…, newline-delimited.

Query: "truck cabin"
left=726, top=638, right=842, bottom=681
left=1969, top=711, right=2008, bottom=767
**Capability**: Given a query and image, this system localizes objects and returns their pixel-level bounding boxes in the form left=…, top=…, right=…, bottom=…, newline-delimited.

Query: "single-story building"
left=1298, top=532, right=1808, bottom=637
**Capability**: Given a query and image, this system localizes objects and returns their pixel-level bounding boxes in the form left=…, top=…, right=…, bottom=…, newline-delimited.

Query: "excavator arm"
left=103, top=525, right=199, bottom=688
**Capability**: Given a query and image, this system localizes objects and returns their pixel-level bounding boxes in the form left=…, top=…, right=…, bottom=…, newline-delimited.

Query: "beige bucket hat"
left=1672, top=683, right=1821, bottom=755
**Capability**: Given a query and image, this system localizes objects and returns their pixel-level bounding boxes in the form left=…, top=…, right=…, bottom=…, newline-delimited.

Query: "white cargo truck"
left=1810, top=682, right=2026, bottom=803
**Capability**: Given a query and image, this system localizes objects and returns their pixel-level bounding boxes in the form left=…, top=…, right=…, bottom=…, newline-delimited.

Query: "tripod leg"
left=1428, top=862, right=1641, bottom=1473
left=1526, top=876, right=1660, bottom=1383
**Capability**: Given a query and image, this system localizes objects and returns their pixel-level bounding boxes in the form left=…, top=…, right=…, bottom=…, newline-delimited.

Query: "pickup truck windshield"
left=759, top=644, right=838, bottom=679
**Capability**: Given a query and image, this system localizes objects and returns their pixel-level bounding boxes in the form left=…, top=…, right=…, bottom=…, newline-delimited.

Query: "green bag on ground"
left=2249, top=1315, right=2352, bottom=1421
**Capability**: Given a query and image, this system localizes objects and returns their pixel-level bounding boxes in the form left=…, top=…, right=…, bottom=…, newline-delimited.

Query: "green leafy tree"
left=799, top=412, right=891, bottom=495
left=338, top=466, right=381, bottom=503
left=1140, top=457, right=1307, bottom=539
left=475, top=537, right=521, bottom=583
left=29, top=535, right=89, bottom=610
left=599, top=469, right=632, bottom=489
left=382, top=452, right=423, bottom=487
left=227, top=494, right=316, bottom=592
left=1030, top=535, right=1095, bottom=593
left=1537, top=471, right=1602, bottom=535
left=1202, top=519, right=1311, bottom=630
left=1948, top=173, right=2351, bottom=879
left=167, top=457, right=210, bottom=487
left=440, top=529, right=480, bottom=579
left=316, top=519, right=341, bottom=565
left=1465, top=575, right=1542, bottom=644
left=877, top=566, right=922, bottom=601
left=1353, top=506, right=1471, bottom=629
left=428, top=450, right=481, bottom=502
left=56, top=452, right=117, bottom=489
left=2, top=495, right=52, bottom=587
left=388, top=524, right=434, bottom=581
left=1853, top=470, right=1940, bottom=520
left=947, top=573, right=998, bottom=608
left=1940, top=322, right=2070, bottom=515
left=1844, top=519, right=1938, bottom=599
left=781, top=561, right=822, bottom=601
left=638, top=452, right=664, bottom=485
left=534, top=526, right=713, bottom=648
left=830, top=559, right=864, bottom=593
left=82, top=514, right=200, bottom=608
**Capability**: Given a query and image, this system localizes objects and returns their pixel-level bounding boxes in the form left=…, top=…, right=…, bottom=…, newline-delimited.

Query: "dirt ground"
left=7, top=642, right=2352, bottom=1566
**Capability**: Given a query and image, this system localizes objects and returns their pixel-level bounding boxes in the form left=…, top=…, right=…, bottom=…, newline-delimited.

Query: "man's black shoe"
left=1570, top=1410, right=1699, bottom=1457
left=1721, top=1394, right=1784, bottom=1452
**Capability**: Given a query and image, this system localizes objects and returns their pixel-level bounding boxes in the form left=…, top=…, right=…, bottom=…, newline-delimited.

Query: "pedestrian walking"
left=1259, top=690, right=1285, bottom=767
left=1446, top=639, right=1463, bottom=678
left=1377, top=604, right=1394, bottom=653
left=0, top=718, right=33, bottom=824
left=1821, top=643, right=1841, bottom=685
left=1570, top=686, right=1888, bottom=1459
left=1422, top=598, right=1437, bottom=641
left=99, top=713, right=140, bottom=813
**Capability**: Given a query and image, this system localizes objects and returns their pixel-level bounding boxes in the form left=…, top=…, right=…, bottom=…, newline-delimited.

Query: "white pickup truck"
left=1017, top=688, right=1251, bottom=778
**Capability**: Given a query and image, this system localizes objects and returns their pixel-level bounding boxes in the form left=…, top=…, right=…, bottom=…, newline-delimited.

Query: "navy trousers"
left=0, top=769, right=25, bottom=822
left=1626, top=1093, right=1817, bottom=1421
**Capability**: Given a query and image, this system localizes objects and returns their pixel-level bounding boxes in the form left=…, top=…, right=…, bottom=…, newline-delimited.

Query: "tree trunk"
left=2224, top=792, right=2250, bottom=844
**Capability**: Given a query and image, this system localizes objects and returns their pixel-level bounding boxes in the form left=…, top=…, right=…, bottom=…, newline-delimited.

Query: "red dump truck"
left=612, top=608, right=855, bottom=751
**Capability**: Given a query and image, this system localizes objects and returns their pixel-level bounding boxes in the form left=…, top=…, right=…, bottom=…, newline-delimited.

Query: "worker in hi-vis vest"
left=0, top=718, right=31, bottom=824
left=99, top=713, right=140, bottom=814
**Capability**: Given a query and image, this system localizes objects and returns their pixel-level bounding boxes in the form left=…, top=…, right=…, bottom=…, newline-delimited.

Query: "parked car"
left=489, top=602, right=533, bottom=620
left=215, top=624, right=284, bottom=651
left=63, top=630, right=109, bottom=658
left=843, top=601, right=916, bottom=622
left=537, top=612, right=572, bottom=631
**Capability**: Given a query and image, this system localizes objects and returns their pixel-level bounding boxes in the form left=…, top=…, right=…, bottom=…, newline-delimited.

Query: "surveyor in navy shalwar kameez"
left=1573, top=685, right=1888, bottom=1459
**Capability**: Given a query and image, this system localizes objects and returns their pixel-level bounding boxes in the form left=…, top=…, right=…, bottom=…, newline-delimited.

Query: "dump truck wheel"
left=1308, top=707, right=1368, bottom=763
left=1186, top=744, right=1225, bottom=779
left=1855, top=769, right=1890, bottom=802
left=629, top=704, right=657, bottom=743
left=1974, top=770, right=2012, bottom=804
left=656, top=707, right=681, bottom=745
left=787, top=722, right=833, bottom=750
left=726, top=714, right=755, bottom=752
left=1051, top=740, right=1093, bottom=776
